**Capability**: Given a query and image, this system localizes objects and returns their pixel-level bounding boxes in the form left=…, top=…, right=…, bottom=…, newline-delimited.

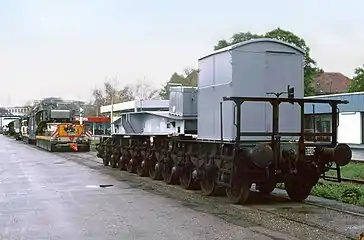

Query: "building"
left=305, top=92, right=364, bottom=144
left=4, top=106, right=32, bottom=116
left=100, top=99, right=170, bottom=134
left=100, top=88, right=197, bottom=136
left=314, top=72, right=351, bottom=95
left=0, top=106, right=31, bottom=131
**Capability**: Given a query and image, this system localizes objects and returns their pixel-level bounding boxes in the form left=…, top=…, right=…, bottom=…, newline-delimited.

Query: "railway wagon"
left=27, top=97, right=92, bottom=152
left=20, top=116, right=29, bottom=142
left=4, top=118, right=21, bottom=140
left=97, top=38, right=352, bottom=204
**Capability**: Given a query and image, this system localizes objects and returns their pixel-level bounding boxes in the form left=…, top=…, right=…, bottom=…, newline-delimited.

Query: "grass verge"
left=310, top=162, right=364, bottom=206
left=336, top=162, right=364, bottom=180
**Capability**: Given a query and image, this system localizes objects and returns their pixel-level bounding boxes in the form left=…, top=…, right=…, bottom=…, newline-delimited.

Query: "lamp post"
left=109, top=76, right=117, bottom=134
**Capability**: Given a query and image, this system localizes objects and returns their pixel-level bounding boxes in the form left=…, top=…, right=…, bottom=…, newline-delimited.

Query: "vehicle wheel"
left=226, top=179, right=251, bottom=204
left=136, top=159, right=147, bottom=177
left=162, top=161, right=178, bottom=184
left=149, top=161, right=162, bottom=180
left=118, top=155, right=128, bottom=171
left=110, top=154, right=118, bottom=168
left=284, top=175, right=312, bottom=202
left=180, top=166, right=199, bottom=190
left=127, top=158, right=136, bottom=173
left=200, top=164, right=221, bottom=196
left=102, top=150, right=110, bottom=166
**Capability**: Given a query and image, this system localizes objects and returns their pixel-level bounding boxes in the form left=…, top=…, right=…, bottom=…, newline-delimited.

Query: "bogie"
left=97, top=124, right=352, bottom=205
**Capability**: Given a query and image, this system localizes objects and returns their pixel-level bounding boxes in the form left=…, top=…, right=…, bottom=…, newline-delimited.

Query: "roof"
left=122, top=110, right=197, bottom=120
left=198, top=38, right=305, bottom=61
left=100, top=100, right=169, bottom=114
left=305, top=91, right=364, bottom=99
left=304, top=91, right=364, bottom=114
left=314, top=72, right=351, bottom=94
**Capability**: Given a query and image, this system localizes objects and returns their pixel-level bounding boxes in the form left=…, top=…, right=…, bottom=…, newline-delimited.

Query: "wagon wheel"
left=127, top=158, right=136, bottom=173
left=225, top=179, right=251, bottom=204
left=179, top=164, right=199, bottom=190
left=118, top=153, right=128, bottom=171
left=285, top=175, right=312, bottom=202
left=102, top=149, right=109, bottom=166
left=256, top=181, right=276, bottom=195
left=136, top=150, right=147, bottom=177
left=162, top=158, right=177, bottom=184
left=200, top=164, right=220, bottom=196
left=110, top=154, right=119, bottom=168
left=149, top=152, right=162, bottom=180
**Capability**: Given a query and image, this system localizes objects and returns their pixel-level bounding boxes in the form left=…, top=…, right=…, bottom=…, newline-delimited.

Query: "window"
left=316, top=120, right=331, bottom=133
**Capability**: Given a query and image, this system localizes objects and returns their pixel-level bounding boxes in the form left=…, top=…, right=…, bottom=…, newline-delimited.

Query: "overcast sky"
left=0, top=0, right=362, bottom=106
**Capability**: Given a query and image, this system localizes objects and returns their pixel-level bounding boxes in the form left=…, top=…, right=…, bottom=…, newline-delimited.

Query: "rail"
left=341, top=177, right=364, bottom=185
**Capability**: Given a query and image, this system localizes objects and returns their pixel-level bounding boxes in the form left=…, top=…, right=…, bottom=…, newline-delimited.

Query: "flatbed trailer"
left=35, top=123, right=91, bottom=152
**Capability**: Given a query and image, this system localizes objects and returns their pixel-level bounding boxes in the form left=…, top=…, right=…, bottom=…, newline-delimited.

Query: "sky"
left=0, top=0, right=363, bottom=106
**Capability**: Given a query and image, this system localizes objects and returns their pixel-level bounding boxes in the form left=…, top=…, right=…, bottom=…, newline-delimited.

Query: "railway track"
left=341, top=177, right=364, bottom=184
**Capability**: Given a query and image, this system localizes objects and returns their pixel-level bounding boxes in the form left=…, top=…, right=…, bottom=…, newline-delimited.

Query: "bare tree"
left=88, top=78, right=160, bottom=116
left=126, top=81, right=160, bottom=100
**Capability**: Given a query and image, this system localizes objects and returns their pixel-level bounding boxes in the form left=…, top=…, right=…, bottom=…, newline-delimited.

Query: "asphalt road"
left=0, top=136, right=301, bottom=240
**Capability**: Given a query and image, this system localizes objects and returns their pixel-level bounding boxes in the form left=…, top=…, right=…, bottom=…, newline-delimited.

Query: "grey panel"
left=169, top=87, right=198, bottom=117
left=50, top=110, right=71, bottom=119
left=304, top=93, right=364, bottom=114
left=197, top=39, right=305, bottom=141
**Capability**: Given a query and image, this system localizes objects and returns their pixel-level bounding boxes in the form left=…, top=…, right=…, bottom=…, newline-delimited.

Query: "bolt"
left=192, top=169, right=198, bottom=179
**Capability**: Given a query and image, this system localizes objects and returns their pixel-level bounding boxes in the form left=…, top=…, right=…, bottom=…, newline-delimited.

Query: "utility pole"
left=110, top=76, right=117, bottom=134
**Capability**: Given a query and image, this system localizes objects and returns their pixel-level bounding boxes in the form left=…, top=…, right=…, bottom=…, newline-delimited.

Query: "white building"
left=305, top=92, right=364, bottom=144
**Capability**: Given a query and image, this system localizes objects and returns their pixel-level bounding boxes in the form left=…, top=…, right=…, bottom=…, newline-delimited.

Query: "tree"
left=159, top=68, right=198, bottom=99
left=348, top=66, right=364, bottom=92
left=213, top=28, right=322, bottom=96
left=125, top=81, right=160, bottom=100
left=88, top=79, right=159, bottom=116
left=214, top=32, right=263, bottom=50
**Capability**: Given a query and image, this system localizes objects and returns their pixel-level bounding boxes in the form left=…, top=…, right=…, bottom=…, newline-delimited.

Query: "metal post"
left=110, top=76, right=117, bottom=134
left=312, top=104, right=316, bottom=142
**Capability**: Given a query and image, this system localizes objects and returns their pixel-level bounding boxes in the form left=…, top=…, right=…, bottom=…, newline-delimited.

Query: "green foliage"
left=341, top=188, right=362, bottom=204
left=348, top=66, right=364, bottom=92
left=311, top=181, right=364, bottom=206
left=159, top=68, right=198, bottom=99
left=326, top=162, right=364, bottom=180
left=213, top=28, right=322, bottom=96
left=214, top=32, right=262, bottom=50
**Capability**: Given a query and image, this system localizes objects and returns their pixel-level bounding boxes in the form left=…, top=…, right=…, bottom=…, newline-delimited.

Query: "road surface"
left=0, top=136, right=303, bottom=240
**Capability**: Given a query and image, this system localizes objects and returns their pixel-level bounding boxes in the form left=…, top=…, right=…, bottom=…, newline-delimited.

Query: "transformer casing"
left=197, top=38, right=305, bottom=141
left=169, top=86, right=198, bottom=117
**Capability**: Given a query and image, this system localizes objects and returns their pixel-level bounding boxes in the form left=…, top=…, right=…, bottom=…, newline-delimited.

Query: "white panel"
left=338, top=112, right=361, bottom=144
left=198, top=57, right=214, bottom=87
